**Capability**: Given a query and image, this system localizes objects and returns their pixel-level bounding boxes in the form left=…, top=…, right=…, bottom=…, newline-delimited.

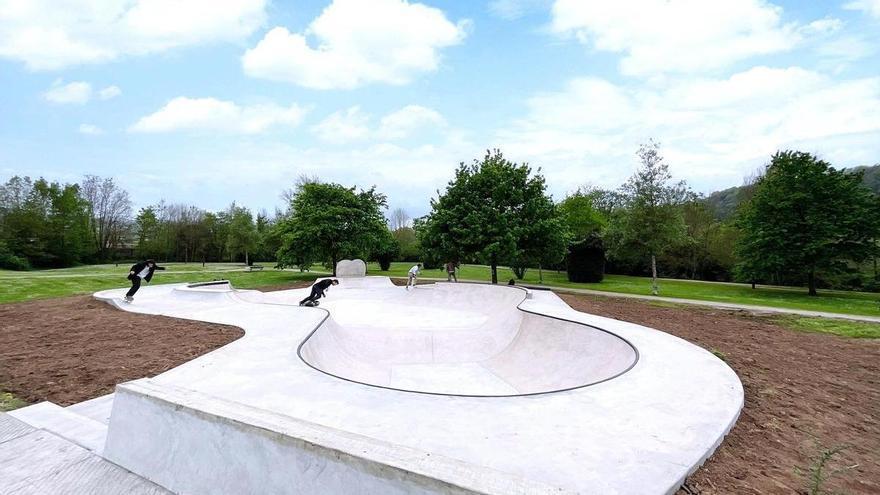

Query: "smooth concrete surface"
left=105, top=380, right=564, bottom=495
left=67, top=393, right=115, bottom=425
left=0, top=412, right=168, bottom=494
left=9, top=401, right=107, bottom=453
left=299, top=283, right=637, bottom=396
left=89, top=278, right=743, bottom=494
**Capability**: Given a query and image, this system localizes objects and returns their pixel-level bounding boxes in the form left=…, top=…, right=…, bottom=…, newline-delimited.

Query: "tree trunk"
left=751, top=280, right=756, bottom=290
left=539, top=265, right=543, bottom=285
left=808, top=269, right=817, bottom=296
left=490, top=255, right=498, bottom=284
left=245, top=250, right=249, bottom=266
left=651, top=254, right=659, bottom=296
left=332, top=255, right=338, bottom=276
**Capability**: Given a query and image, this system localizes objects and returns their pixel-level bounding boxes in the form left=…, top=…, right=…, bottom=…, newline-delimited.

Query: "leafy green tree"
left=134, top=206, right=162, bottom=259
left=226, top=203, right=258, bottom=265
left=418, top=149, right=568, bottom=283
left=275, top=182, right=389, bottom=274
left=606, top=141, right=690, bottom=295
left=558, top=187, right=609, bottom=241
left=736, top=151, right=880, bottom=295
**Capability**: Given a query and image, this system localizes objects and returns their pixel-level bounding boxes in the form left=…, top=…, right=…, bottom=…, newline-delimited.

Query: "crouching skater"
left=125, top=259, right=165, bottom=302
left=299, top=278, right=339, bottom=306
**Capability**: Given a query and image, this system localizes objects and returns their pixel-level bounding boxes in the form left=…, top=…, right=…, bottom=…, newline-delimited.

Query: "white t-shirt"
left=408, top=265, right=420, bottom=276
left=137, top=266, right=151, bottom=279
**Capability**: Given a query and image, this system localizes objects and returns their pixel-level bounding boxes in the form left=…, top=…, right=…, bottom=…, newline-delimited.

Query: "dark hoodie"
left=127, top=261, right=165, bottom=282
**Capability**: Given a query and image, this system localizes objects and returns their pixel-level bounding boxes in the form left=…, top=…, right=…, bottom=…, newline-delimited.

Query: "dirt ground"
left=1, top=281, right=877, bottom=493
left=0, top=295, right=243, bottom=406
left=558, top=293, right=880, bottom=495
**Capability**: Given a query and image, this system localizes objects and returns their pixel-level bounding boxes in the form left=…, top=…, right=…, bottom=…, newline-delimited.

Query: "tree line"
left=2, top=146, right=879, bottom=295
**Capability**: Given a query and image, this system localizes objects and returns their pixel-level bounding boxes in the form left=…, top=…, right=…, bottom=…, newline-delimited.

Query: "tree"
left=275, top=182, right=389, bottom=274
left=226, top=203, right=258, bottom=265
left=558, top=187, right=609, bottom=241
left=81, top=175, right=132, bottom=261
left=418, top=149, right=568, bottom=283
left=606, top=141, right=690, bottom=295
left=389, top=208, right=411, bottom=231
left=736, top=151, right=880, bottom=295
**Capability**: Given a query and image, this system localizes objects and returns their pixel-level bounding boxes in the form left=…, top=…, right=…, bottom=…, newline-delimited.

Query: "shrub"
left=566, top=234, right=605, bottom=283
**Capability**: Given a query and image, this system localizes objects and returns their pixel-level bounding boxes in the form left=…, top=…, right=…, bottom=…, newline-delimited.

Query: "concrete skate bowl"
left=298, top=283, right=639, bottom=397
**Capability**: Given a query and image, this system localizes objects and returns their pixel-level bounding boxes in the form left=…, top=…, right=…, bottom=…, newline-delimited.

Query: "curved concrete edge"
left=296, top=282, right=641, bottom=397
left=91, top=279, right=745, bottom=494
left=105, top=380, right=575, bottom=495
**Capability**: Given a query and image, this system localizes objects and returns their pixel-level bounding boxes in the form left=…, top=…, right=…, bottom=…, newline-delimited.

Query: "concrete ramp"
left=299, top=284, right=637, bottom=396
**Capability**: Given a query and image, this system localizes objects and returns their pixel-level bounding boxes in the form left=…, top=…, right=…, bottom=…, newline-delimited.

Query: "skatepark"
left=5, top=261, right=743, bottom=494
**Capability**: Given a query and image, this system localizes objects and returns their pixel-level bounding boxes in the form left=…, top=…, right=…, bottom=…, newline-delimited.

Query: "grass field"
left=3, top=261, right=879, bottom=318
left=370, top=262, right=880, bottom=317
left=0, top=263, right=325, bottom=304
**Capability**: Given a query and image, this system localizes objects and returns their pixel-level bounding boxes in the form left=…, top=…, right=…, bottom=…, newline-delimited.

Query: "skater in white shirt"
left=407, top=263, right=421, bottom=289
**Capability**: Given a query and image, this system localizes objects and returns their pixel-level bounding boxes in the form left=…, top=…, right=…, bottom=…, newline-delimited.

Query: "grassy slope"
left=0, top=263, right=324, bottom=304
left=371, top=262, right=880, bottom=317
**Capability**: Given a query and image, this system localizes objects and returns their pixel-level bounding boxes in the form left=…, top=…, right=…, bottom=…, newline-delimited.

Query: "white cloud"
left=378, top=105, right=446, bottom=139
left=78, top=123, right=103, bottom=135
left=98, top=85, right=121, bottom=100
left=497, top=67, right=880, bottom=193
left=130, top=97, right=307, bottom=134
left=488, top=0, right=551, bottom=20
left=311, top=106, right=372, bottom=144
left=550, top=0, right=807, bottom=76
left=43, top=80, right=122, bottom=104
left=312, top=105, right=447, bottom=143
left=0, top=0, right=267, bottom=70
left=242, top=0, right=468, bottom=89
left=845, top=0, right=880, bottom=18
left=43, top=79, right=91, bottom=104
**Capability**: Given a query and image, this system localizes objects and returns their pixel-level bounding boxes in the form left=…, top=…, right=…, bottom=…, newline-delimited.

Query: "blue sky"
left=2, top=0, right=879, bottom=218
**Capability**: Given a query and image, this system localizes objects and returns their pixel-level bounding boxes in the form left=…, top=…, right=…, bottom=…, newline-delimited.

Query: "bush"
left=566, top=234, right=605, bottom=283
left=377, top=252, right=393, bottom=271
left=0, top=252, right=30, bottom=270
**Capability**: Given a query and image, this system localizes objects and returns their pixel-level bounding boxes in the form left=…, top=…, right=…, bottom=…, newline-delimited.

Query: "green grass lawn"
left=368, top=262, right=880, bottom=317
left=3, top=261, right=879, bottom=318
left=0, top=391, right=27, bottom=412
left=0, top=263, right=325, bottom=304
left=772, top=316, right=880, bottom=339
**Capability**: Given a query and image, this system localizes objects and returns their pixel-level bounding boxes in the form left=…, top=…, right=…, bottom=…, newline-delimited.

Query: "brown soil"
left=1, top=282, right=877, bottom=493
left=0, top=295, right=244, bottom=406
left=558, top=293, right=880, bottom=495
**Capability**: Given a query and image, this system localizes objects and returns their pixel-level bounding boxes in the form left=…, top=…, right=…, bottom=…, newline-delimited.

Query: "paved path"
left=411, top=277, right=880, bottom=324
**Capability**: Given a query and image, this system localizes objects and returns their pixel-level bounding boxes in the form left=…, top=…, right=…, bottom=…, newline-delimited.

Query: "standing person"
left=445, top=261, right=458, bottom=282
left=407, top=263, right=422, bottom=289
left=299, top=279, right=339, bottom=306
left=125, top=259, right=165, bottom=302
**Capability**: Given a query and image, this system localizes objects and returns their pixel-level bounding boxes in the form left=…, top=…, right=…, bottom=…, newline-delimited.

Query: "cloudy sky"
left=2, top=0, right=879, bottom=217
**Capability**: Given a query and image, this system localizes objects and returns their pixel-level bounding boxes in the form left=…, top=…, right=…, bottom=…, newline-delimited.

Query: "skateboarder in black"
left=299, top=279, right=339, bottom=306
left=125, top=259, right=165, bottom=302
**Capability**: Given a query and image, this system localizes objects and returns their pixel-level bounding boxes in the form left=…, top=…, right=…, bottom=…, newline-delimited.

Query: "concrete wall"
left=104, top=380, right=566, bottom=495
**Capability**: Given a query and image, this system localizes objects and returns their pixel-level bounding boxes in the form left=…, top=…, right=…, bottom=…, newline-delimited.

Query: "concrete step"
left=0, top=420, right=169, bottom=494
left=0, top=412, right=35, bottom=443
left=9, top=401, right=108, bottom=454
left=67, top=393, right=115, bottom=425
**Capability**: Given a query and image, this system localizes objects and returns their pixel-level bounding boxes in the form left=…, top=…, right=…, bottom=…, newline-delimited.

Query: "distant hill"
left=704, top=163, right=880, bottom=221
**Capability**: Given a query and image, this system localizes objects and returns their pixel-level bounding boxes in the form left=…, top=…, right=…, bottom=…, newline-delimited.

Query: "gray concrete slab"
left=0, top=429, right=169, bottom=494
left=67, top=393, right=115, bottom=425
left=0, top=412, right=34, bottom=443
left=9, top=402, right=108, bottom=453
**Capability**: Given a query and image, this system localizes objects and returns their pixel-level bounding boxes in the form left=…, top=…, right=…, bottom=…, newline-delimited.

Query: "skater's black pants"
left=126, top=277, right=141, bottom=298
left=300, top=287, right=322, bottom=305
